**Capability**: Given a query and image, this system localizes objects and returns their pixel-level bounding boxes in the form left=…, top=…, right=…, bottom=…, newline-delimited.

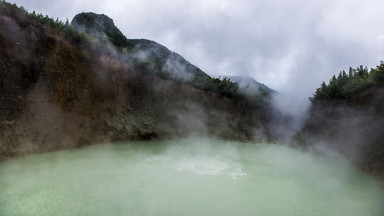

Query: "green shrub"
left=202, top=77, right=239, bottom=96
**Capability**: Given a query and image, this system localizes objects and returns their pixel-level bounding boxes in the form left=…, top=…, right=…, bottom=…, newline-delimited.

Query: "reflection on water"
left=0, top=139, right=383, bottom=216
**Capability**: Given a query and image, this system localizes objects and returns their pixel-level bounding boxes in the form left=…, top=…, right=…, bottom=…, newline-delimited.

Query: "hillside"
left=0, top=2, right=276, bottom=160
left=294, top=64, right=384, bottom=181
left=223, top=76, right=275, bottom=99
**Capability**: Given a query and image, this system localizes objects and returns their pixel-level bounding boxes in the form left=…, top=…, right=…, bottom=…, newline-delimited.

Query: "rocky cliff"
left=0, top=3, right=275, bottom=160
left=294, top=82, right=384, bottom=181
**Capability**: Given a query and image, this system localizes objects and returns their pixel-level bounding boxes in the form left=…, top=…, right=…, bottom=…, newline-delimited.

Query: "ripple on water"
left=175, top=157, right=247, bottom=180
left=176, top=157, right=228, bottom=176
left=230, top=168, right=247, bottom=180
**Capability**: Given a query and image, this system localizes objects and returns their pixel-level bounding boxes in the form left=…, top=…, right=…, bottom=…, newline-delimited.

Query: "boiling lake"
left=1, top=139, right=383, bottom=216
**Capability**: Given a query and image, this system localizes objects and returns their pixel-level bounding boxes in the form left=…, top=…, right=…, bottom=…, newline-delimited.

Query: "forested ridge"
left=310, top=62, right=384, bottom=102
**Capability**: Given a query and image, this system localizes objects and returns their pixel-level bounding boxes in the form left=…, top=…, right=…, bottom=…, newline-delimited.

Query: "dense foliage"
left=0, top=0, right=65, bottom=29
left=0, top=0, right=87, bottom=44
left=310, top=62, right=384, bottom=102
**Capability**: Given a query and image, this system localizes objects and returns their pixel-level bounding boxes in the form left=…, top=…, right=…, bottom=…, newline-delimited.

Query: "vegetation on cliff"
left=0, top=0, right=89, bottom=45
left=0, top=0, right=66, bottom=29
left=310, top=62, right=384, bottom=102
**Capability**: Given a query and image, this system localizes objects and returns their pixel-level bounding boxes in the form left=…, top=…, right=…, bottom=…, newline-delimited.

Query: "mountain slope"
left=0, top=2, right=275, bottom=160
left=71, top=12, right=210, bottom=86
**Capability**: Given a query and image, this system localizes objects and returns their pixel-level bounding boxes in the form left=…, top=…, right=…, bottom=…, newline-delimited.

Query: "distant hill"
left=224, top=76, right=275, bottom=99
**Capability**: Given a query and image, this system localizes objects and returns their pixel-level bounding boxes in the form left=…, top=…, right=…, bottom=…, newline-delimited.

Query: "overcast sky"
left=9, top=0, right=384, bottom=100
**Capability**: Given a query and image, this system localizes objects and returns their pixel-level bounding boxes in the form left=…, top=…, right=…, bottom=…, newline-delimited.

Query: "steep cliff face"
left=0, top=4, right=274, bottom=160
left=294, top=86, right=384, bottom=181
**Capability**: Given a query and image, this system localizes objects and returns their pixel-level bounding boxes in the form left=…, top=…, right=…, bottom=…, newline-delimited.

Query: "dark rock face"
left=71, top=12, right=132, bottom=48
left=294, top=87, right=384, bottom=181
left=0, top=5, right=274, bottom=160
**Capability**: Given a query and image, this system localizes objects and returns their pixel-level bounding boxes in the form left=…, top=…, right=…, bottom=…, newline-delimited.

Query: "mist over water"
left=1, top=139, right=383, bottom=216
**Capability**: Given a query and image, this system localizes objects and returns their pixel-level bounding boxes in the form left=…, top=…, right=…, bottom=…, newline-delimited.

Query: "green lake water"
left=0, top=139, right=383, bottom=216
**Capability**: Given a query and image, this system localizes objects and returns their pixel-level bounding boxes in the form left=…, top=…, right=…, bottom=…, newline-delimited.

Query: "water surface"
left=1, top=139, right=383, bottom=216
